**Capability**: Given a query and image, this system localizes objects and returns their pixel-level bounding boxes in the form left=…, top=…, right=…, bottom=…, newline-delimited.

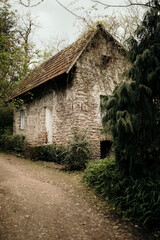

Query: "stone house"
left=10, top=24, right=128, bottom=158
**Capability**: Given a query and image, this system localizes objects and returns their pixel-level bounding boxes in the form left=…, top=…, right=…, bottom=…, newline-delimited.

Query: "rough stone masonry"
left=13, top=29, right=129, bottom=158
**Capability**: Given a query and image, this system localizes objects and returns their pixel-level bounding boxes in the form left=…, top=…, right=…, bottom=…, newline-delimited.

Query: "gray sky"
left=12, top=0, right=146, bottom=50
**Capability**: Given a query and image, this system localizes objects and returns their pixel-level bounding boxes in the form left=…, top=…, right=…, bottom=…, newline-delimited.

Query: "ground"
left=0, top=152, right=156, bottom=240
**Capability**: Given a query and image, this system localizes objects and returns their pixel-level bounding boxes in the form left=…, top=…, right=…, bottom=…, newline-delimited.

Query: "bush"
left=0, top=134, right=26, bottom=153
left=83, top=158, right=160, bottom=227
left=54, top=144, right=68, bottom=164
left=29, top=144, right=67, bottom=164
left=0, top=132, right=92, bottom=171
left=31, top=145, right=54, bottom=161
left=83, top=157, right=122, bottom=199
left=63, top=132, right=92, bottom=170
left=25, top=132, right=92, bottom=170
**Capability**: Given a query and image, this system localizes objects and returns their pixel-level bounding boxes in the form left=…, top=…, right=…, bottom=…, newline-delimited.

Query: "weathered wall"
left=13, top=32, right=129, bottom=158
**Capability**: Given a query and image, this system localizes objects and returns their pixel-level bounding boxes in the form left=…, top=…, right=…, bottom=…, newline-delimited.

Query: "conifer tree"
left=103, top=0, right=160, bottom=177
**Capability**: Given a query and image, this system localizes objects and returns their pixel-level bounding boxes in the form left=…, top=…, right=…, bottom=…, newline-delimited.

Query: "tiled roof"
left=8, top=25, right=125, bottom=100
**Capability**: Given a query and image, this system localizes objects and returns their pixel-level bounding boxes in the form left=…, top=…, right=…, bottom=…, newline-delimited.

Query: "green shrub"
left=63, top=132, right=92, bottom=170
left=83, top=157, right=122, bottom=199
left=31, top=145, right=54, bottom=161
left=24, top=132, right=91, bottom=169
left=0, top=134, right=26, bottom=153
left=54, top=144, right=67, bottom=164
left=30, top=144, right=67, bottom=163
left=12, top=134, right=26, bottom=152
left=0, top=132, right=92, bottom=171
left=83, top=158, right=160, bottom=227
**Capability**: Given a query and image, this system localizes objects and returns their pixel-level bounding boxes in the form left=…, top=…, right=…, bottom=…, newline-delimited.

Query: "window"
left=100, top=95, right=108, bottom=120
left=20, top=110, right=25, bottom=130
left=102, top=55, right=112, bottom=67
left=46, top=107, right=53, bottom=144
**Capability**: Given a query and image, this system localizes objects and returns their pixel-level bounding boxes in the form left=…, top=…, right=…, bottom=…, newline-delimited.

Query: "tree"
left=17, top=13, right=41, bottom=72
left=55, top=0, right=160, bottom=44
left=91, top=0, right=160, bottom=9
left=0, top=0, right=42, bottom=137
left=102, top=0, right=160, bottom=177
left=0, top=0, right=26, bottom=106
left=0, top=104, right=13, bottom=135
left=0, top=0, right=42, bottom=106
left=40, top=36, right=69, bottom=63
left=19, top=0, right=43, bottom=7
left=55, top=0, right=145, bottom=48
left=128, top=0, right=160, bottom=95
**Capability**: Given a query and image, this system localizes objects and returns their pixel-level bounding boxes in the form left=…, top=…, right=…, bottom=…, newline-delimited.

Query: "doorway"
left=100, top=140, right=112, bottom=159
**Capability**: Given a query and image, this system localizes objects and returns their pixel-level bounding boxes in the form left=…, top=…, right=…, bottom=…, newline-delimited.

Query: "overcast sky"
left=11, top=0, right=146, bottom=50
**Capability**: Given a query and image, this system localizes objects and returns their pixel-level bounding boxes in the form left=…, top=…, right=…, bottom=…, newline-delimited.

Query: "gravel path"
left=0, top=152, right=152, bottom=240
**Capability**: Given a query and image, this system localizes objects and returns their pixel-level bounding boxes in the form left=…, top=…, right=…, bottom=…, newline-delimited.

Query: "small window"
left=20, top=110, right=25, bottom=130
left=45, top=107, right=52, bottom=144
left=102, top=55, right=112, bottom=67
left=100, top=95, right=108, bottom=120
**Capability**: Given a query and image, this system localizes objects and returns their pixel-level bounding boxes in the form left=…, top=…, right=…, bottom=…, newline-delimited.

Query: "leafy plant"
left=25, top=132, right=92, bottom=170
left=63, top=132, right=92, bottom=170
left=83, top=157, right=122, bottom=199
left=0, top=134, right=26, bottom=153
left=83, top=157, right=160, bottom=227
left=29, top=144, right=67, bottom=163
left=116, top=177, right=160, bottom=227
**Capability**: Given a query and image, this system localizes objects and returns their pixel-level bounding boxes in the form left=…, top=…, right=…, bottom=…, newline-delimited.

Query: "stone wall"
left=13, top=32, right=129, bottom=158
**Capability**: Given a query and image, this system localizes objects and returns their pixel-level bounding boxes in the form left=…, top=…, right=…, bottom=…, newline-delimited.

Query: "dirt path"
left=0, top=152, right=152, bottom=240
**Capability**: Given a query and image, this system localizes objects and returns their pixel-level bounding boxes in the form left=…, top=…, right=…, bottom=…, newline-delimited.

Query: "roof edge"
left=9, top=24, right=127, bottom=101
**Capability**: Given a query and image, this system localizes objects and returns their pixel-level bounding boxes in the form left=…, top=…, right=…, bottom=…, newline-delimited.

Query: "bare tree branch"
left=55, top=0, right=93, bottom=27
left=91, top=0, right=160, bottom=9
left=19, top=0, right=43, bottom=7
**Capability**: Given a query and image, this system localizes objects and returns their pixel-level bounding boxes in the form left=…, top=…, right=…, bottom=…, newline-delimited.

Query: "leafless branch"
left=91, top=0, right=160, bottom=9
left=19, top=0, right=43, bottom=7
left=55, top=0, right=92, bottom=27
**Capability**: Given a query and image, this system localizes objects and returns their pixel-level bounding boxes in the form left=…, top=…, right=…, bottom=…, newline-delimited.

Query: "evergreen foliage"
left=102, top=0, right=160, bottom=177
left=127, top=0, right=160, bottom=95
